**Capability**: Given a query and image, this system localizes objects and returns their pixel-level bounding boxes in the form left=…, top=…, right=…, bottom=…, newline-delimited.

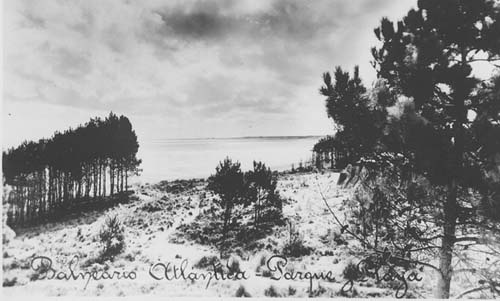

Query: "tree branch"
left=454, top=286, right=490, bottom=299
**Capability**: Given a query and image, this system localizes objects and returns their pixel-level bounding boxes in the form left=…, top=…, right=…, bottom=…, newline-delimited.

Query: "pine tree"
left=369, top=1, right=500, bottom=297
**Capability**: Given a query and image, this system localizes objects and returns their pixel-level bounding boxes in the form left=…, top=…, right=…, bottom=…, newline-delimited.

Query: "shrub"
left=98, top=215, right=125, bottom=259
left=264, top=285, right=281, bottom=297
left=235, top=285, right=251, bottom=297
left=194, top=255, right=220, bottom=269
left=342, top=261, right=362, bottom=281
left=3, top=277, right=17, bottom=287
left=261, top=269, right=273, bottom=278
left=140, top=199, right=167, bottom=212
left=282, top=236, right=312, bottom=258
left=288, top=286, right=297, bottom=296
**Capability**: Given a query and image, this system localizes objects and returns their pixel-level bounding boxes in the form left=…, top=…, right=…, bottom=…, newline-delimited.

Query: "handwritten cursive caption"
left=30, top=254, right=422, bottom=297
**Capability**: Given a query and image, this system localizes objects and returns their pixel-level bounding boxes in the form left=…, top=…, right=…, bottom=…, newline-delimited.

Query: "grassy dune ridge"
left=3, top=171, right=440, bottom=297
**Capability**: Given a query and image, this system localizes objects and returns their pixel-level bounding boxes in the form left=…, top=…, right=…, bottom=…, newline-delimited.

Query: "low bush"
left=342, top=261, right=362, bottom=281
left=194, top=255, right=220, bottom=269
left=235, top=285, right=251, bottom=297
left=261, top=269, right=273, bottom=278
left=282, top=237, right=312, bottom=258
left=3, top=277, right=17, bottom=287
left=140, top=199, right=167, bottom=212
left=264, top=285, right=281, bottom=297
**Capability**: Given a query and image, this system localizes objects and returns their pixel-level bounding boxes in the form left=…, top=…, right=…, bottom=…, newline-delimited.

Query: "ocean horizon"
left=135, top=135, right=323, bottom=183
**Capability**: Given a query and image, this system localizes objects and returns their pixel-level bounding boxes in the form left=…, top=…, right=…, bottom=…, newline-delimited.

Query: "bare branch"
left=454, top=286, right=490, bottom=299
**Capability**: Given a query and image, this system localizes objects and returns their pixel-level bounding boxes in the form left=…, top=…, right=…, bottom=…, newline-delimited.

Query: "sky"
left=2, top=0, right=417, bottom=149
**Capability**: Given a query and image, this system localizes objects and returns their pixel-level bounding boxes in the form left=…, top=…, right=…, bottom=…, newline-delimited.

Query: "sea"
left=136, top=136, right=321, bottom=183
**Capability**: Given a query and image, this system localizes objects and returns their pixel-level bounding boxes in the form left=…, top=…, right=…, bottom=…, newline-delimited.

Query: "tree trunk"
left=103, top=165, right=106, bottom=197
left=125, top=169, right=128, bottom=192
left=98, top=163, right=102, bottom=197
left=435, top=47, right=467, bottom=299
left=120, top=166, right=124, bottom=192
left=110, top=167, right=114, bottom=195
left=221, top=202, right=233, bottom=256
left=435, top=181, right=458, bottom=299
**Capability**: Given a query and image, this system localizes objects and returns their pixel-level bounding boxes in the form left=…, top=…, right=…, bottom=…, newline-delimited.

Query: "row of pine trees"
left=2, top=113, right=141, bottom=227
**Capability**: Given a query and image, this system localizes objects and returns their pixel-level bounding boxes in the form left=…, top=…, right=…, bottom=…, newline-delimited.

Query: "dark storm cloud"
left=151, top=0, right=337, bottom=43
left=155, top=1, right=233, bottom=40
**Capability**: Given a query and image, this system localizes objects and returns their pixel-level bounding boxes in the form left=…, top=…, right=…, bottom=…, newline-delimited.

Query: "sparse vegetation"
left=186, top=159, right=285, bottom=255
left=282, top=221, right=312, bottom=257
left=98, top=215, right=125, bottom=259
left=227, top=256, right=242, bottom=274
left=264, top=285, right=281, bottom=297
left=235, top=285, right=251, bottom=297
left=194, top=255, right=220, bottom=269
left=342, top=261, right=362, bottom=281
left=3, top=277, right=17, bottom=287
left=309, top=283, right=327, bottom=297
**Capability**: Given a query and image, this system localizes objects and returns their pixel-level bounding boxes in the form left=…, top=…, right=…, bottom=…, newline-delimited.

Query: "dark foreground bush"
left=3, top=277, right=17, bottom=287
left=235, top=285, right=252, bottom=297
left=264, top=285, right=281, bottom=297
left=343, top=261, right=362, bottom=281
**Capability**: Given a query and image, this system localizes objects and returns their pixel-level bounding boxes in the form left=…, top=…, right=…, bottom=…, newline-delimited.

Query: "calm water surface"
left=135, top=136, right=320, bottom=183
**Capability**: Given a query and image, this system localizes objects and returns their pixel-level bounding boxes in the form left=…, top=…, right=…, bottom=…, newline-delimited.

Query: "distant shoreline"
left=143, top=135, right=326, bottom=142
left=137, top=167, right=324, bottom=186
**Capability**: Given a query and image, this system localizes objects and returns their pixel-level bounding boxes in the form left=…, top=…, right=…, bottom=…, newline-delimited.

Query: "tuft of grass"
left=123, top=249, right=141, bottom=262
left=3, top=277, right=17, bottom=287
left=8, top=260, right=20, bottom=270
left=288, top=285, right=297, bottom=296
left=194, top=255, right=220, bottom=269
left=235, top=285, right=251, bottom=297
left=282, top=237, right=312, bottom=258
left=264, top=285, right=281, bottom=297
left=309, top=283, right=327, bottom=297
left=261, top=269, right=273, bottom=278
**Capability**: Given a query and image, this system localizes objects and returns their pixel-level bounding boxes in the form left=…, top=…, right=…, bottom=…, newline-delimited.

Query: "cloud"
left=150, top=0, right=337, bottom=43
left=3, top=0, right=417, bottom=147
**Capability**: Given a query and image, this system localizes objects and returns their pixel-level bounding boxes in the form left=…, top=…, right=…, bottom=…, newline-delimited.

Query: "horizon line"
left=144, top=134, right=328, bottom=141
